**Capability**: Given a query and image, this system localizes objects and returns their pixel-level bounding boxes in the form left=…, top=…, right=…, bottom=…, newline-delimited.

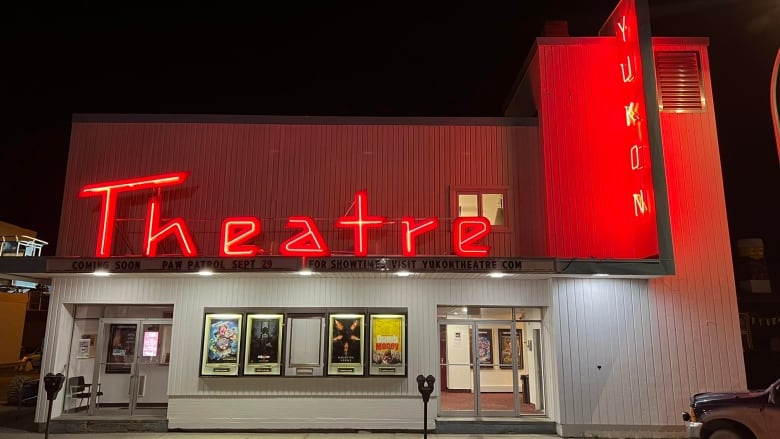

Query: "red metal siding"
left=652, top=38, right=744, bottom=388
left=533, top=37, right=660, bottom=259
left=59, top=121, right=539, bottom=258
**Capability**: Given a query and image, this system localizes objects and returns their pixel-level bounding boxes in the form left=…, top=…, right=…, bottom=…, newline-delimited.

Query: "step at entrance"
left=435, top=417, right=557, bottom=435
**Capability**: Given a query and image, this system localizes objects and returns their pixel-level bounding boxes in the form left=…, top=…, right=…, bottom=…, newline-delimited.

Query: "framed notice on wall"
left=200, top=313, right=243, bottom=376
left=369, top=314, right=406, bottom=376
left=327, top=313, right=365, bottom=376
left=244, top=314, right=284, bottom=376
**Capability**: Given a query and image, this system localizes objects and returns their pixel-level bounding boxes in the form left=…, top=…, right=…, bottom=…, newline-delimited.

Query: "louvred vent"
left=654, top=51, right=704, bottom=112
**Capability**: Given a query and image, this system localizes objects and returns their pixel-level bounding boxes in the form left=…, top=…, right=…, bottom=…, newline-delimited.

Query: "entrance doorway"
left=94, top=318, right=172, bottom=415
left=437, top=306, right=544, bottom=417
left=64, top=305, right=173, bottom=417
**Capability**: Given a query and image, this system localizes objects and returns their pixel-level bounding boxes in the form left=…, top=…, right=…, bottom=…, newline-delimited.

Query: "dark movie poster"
left=248, top=316, right=281, bottom=364
left=327, top=313, right=365, bottom=375
left=244, top=313, right=284, bottom=375
left=331, top=315, right=363, bottom=364
left=106, top=324, right=137, bottom=374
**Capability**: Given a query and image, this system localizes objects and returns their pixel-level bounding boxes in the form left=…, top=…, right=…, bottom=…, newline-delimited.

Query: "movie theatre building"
left=29, top=1, right=744, bottom=437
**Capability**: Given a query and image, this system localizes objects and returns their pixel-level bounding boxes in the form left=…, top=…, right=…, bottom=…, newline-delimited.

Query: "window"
left=456, top=191, right=506, bottom=226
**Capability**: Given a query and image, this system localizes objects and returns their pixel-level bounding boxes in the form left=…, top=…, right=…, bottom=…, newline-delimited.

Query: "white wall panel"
left=44, top=276, right=551, bottom=429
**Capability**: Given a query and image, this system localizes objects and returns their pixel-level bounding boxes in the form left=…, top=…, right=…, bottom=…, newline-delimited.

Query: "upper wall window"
left=456, top=191, right=506, bottom=227
left=654, top=51, right=705, bottom=112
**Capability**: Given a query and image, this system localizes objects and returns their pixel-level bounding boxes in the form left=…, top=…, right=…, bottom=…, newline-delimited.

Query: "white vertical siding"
left=550, top=274, right=742, bottom=432
left=41, top=276, right=551, bottom=429
left=551, top=279, right=659, bottom=427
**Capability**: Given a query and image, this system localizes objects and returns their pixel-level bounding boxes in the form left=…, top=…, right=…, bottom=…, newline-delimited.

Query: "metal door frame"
left=92, top=318, right=172, bottom=415
left=438, top=318, right=521, bottom=417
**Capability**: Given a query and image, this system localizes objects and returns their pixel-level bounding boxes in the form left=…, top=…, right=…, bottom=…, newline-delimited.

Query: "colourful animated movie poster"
left=206, top=316, right=240, bottom=363
left=370, top=315, right=404, bottom=365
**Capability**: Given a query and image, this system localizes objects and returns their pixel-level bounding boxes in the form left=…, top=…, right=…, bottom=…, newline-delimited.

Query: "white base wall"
left=557, top=423, right=686, bottom=438
left=168, top=396, right=433, bottom=430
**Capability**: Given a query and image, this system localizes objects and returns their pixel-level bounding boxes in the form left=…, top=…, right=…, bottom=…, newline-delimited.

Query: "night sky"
left=2, top=1, right=779, bottom=282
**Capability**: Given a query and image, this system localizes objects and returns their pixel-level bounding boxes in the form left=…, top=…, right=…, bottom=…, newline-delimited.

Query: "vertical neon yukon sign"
left=616, top=2, right=654, bottom=219
left=600, top=0, right=658, bottom=257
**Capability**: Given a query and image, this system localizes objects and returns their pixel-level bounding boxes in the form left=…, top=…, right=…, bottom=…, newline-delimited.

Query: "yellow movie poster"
left=369, top=314, right=406, bottom=376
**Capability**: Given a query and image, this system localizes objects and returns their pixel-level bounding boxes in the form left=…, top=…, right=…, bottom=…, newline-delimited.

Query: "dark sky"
left=1, top=1, right=779, bottom=280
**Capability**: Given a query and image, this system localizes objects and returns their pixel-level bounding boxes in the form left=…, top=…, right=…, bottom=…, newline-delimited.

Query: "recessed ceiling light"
left=488, top=272, right=506, bottom=278
left=395, top=270, right=412, bottom=277
left=592, top=273, right=609, bottom=277
left=298, top=269, right=314, bottom=276
left=93, top=270, right=110, bottom=277
left=198, top=269, right=214, bottom=276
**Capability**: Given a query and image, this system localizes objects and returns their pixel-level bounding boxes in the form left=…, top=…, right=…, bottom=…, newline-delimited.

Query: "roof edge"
left=72, top=114, right=539, bottom=127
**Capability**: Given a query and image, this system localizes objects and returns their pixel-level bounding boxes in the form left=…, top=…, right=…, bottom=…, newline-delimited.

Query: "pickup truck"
left=682, top=377, right=780, bottom=439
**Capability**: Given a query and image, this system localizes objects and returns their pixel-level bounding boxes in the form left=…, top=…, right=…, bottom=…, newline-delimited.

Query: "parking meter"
left=43, top=373, right=64, bottom=439
left=416, top=374, right=435, bottom=403
left=416, top=374, right=435, bottom=438
left=43, top=373, right=65, bottom=401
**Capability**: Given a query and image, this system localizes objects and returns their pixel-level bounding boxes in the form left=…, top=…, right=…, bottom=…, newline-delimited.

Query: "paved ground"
left=0, top=434, right=560, bottom=439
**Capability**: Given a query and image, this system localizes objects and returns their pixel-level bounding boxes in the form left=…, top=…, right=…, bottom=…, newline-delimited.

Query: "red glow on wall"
left=143, top=195, right=198, bottom=257
left=79, top=172, right=189, bottom=257
left=452, top=217, right=491, bottom=257
left=220, top=217, right=262, bottom=257
left=400, top=217, right=439, bottom=257
left=335, top=190, right=386, bottom=257
left=279, top=216, right=331, bottom=257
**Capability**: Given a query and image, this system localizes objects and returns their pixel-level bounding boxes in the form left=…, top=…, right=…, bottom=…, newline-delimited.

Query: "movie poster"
left=244, top=314, right=284, bottom=375
left=200, top=313, right=242, bottom=376
left=369, top=314, right=406, bottom=376
left=106, top=324, right=137, bottom=373
left=498, top=328, right=523, bottom=369
left=327, top=313, right=365, bottom=376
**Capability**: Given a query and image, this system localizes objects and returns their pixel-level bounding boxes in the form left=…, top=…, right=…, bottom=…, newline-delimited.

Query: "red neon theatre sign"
left=79, top=172, right=492, bottom=258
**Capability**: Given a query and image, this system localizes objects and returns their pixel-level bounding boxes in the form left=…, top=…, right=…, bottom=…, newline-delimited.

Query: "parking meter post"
left=416, top=374, right=435, bottom=439
left=43, top=373, right=65, bottom=439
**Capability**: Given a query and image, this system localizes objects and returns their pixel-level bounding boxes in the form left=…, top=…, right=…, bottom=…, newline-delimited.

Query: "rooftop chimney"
left=542, top=20, right=569, bottom=37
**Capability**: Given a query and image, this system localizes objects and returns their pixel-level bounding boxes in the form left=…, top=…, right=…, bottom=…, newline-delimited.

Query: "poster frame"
left=368, top=313, right=407, bottom=377
left=498, top=327, right=523, bottom=369
left=326, top=313, right=365, bottom=376
left=200, top=313, right=243, bottom=377
left=105, top=324, right=137, bottom=374
left=243, top=313, right=284, bottom=376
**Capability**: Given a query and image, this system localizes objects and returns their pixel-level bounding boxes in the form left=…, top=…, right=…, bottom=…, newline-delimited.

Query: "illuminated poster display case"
left=244, top=314, right=284, bottom=376
left=200, top=313, right=243, bottom=376
left=327, top=313, right=365, bottom=376
left=368, top=313, right=407, bottom=376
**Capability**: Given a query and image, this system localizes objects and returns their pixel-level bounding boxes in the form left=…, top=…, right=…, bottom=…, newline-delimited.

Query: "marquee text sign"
left=79, top=172, right=493, bottom=259
left=45, top=256, right=556, bottom=274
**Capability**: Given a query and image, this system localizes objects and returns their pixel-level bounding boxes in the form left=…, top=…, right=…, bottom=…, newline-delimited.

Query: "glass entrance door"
left=438, top=307, right=545, bottom=417
left=93, top=318, right=172, bottom=416
left=133, top=321, right=172, bottom=415
left=439, top=321, right=476, bottom=414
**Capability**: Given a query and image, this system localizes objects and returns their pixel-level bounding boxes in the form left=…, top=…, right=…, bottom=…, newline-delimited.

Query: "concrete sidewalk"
left=0, top=434, right=560, bottom=439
